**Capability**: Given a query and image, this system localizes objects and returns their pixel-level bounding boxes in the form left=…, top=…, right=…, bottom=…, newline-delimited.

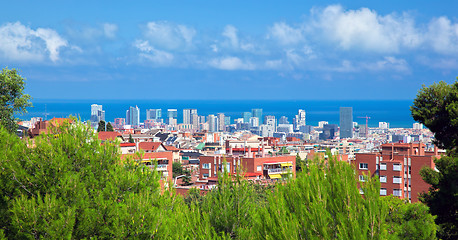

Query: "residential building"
left=114, top=118, right=125, bottom=128
left=340, top=107, right=353, bottom=138
left=355, top=143, right=440, bottom=202
left=90, top=104, right=105, bottom=128
left=208, top=114, right=218, bottom=132
left=167, top=109, right=177, bottom=124
left=279, top=116, right=289, bottom=124
left=379, top=122, right=390, bottom=129
left=217, top=113, right=225, bottom=132
left=413, top=123, right=423, bottom=130
left=249, top=117, right=259, bottom=127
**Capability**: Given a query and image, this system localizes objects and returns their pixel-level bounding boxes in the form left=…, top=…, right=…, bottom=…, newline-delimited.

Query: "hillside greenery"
left=0, top=120, right=437, bottom=239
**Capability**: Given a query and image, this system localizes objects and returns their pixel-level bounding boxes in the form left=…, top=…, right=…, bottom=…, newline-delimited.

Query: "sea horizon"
left=20, top=99, right=417, bottom=128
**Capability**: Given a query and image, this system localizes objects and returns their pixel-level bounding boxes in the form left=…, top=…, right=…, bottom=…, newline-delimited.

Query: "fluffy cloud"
left=134, top=40, right=174, bottom=65
left=209, top=56, right=255, bottom=70
left=267, top=22, right=304, bottom=45
left=142, top=21, right=196, bottom=50
left=427, top=17, right=458, bottom=54
left=0, top=22, right=68, bottom=62
left=311, top=5, right=421, bottom=53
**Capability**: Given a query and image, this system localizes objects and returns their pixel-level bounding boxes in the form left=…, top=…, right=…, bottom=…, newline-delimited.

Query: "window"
left=359, top=175, right=366, bottom=182
left=359, top=163, right=368, bottom=170
left=393, top=164, right=402, bottom=171
left=393, top=189, right=402, bottom=197
left=203, top=173, right=209, bottom=178
left=380, top=163, right=387, bottom=170
left=380, top=188, right=387, bottom=196
left=380, top=175, right=387, bottom=183
left=256, top=165, right=262, bottom=172
left=393, top=176, right=402, bottom=184
left=202, top=163, right=210, bottom=169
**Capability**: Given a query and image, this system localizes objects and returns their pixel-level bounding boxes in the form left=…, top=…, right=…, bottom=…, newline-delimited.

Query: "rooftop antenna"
left=357, top=115, right=371, bottom=138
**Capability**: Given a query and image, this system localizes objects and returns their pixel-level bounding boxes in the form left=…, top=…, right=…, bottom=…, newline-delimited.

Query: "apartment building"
left=355, top=143, right=440, bottom=202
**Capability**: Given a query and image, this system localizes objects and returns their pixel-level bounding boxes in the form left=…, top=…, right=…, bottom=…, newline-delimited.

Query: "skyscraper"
left=208, top=114, right=218, bottom=132
left=183, top=109, right=197, bottom=124
left=126, top=106, right=140, bottom=127
left=167, top=109, right=177, bottom=124
left=146, top=109, right=162, bottom=120
left=217, top=113, right=225, bottom=132
left=90, top=104, right=105, bottom=128
left=294, top=109, right=306, bottom=130
left=340, top=107, right=353, bottom=138
left=251, top=108, right=263, bottom=124
left=242, top=112, right=252, bottom=124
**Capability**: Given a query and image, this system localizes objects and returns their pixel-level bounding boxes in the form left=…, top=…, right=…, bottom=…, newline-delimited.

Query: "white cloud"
left=142, top=21, right=196, bottom=50
left=312, top=5, right=421, bottom=53
left=0, top=22, right=68, bottom=62
left=209, top=56, right=255, bottom=70
left=267, top=22, right=304, bottom=45
left=222, top=25, right=239, bottom=48
left=134, top=40, right=174, bottom=65
left=362, top=56, right=409, bottom=72
left=426, top=17, right=458, bottom=54
left=103, top=23, right=118, bottom=39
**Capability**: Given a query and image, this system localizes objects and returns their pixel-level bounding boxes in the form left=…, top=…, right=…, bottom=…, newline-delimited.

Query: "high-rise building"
left=413, top=123, right=423, bottom=130
left=208, top=114, right=218, bottom=132
left=90, top=104, right=105, bottom=128
left=294, top=109, right=306, bottom=130
left=250, top=117, right=259, bottom=127
left=242, top=112, right=252, bottom=124
left=217, top=113, right=225, bottom=132
left=167, top=109, right=178, bottom=124
left=114, top=118, right=125, bottom=128
left=146, top=109, right=162, bottom=120
left=251, top=109, right=263, bottom=124
left=340, top=107, right=353, bottom=139
left=183, top=109, right=197, bottom=124
left=126, top=106, right=140, bottom=126
left=191, top=113, right=199, bottom=129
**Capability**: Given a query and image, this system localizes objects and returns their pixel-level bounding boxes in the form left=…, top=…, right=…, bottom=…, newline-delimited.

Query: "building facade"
left=340, top=107, right=353, bottom=138
left=355, top=143, right=440, bottom=202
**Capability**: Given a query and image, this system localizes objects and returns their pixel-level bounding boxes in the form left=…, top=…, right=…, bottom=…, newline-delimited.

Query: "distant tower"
left=127, top=106, right=140, bottom=127
left=167, top=109, right=177, bottom=124
left=90, top=104, right=105, bottom=128
left=242, top=112, right=252, bottom=124
left=294, top=109, right=306, bottom=130
left=251, top=108, right=263, bottom=124
left=217, top=113, right=225, bottom=132
left=146, top=109, right=162, bottom=120
left=340, top=107, right=353, bottom=138
left=183, top=109, right=197, bottom=124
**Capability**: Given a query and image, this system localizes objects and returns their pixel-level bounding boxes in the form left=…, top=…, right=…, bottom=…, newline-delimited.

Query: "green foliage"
left=251, top=155, right=388, bottom=240
left=419, top=156, right=458, bottom=240
left=106, top=122, right=114, bottom=132
left=411, top=79, right=458, bottom=239
left=410, top=79, right=458, bottom=151
left=0, top=121, right=217, bottom=239
left=97, top=120, right=106, bottom=132
left=0, top=67, right=32, bottom=133
left=128, top=134, right=134, bottom=143
left=383, top=196, right=437, bottom=240
left=0, top=120, right=439, bottom=239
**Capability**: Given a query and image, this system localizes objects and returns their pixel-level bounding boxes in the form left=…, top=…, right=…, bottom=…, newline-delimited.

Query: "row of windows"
left=359, top=163, right=402, bottom=171
left=359, top=175, right=402, bottom=184
left=380, top=188, right=402, bottom=197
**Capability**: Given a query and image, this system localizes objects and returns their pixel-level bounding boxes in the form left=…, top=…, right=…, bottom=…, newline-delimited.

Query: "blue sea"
left=19, top=99, right=416, bottom=128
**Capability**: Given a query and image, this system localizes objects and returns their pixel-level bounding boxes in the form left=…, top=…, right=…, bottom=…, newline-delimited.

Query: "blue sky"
left=1, top=0, right=458, bottom=100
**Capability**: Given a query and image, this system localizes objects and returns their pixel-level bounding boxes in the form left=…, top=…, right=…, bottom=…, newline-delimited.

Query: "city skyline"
left=1, top=1, right=457, bottom=100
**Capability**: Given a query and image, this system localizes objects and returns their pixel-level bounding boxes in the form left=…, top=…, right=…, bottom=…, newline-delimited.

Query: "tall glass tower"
left=340, top=107, right=353, bottom=138
left=251, top=108, right=263, bottom=124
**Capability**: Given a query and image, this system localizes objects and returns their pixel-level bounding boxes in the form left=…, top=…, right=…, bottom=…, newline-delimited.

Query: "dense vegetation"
left=0, top=121, right=437, bottom=239
left=411, top=79, right=458, bottom=240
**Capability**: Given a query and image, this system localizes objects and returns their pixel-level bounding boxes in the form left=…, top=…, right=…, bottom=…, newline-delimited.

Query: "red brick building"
left=199, top=155, right=296, bottom=180
left=355, top=143, right=440, bottom=202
